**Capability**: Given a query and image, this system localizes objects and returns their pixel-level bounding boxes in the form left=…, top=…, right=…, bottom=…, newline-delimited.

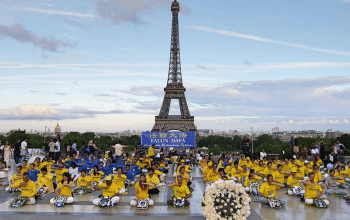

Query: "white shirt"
left=21, top=141, right=27, bottom=150
left=311, top=148, right=319, bottom=155
left=55, top=142, right=61, bottom=152
left=260, top=151, right=266, bottom=160
left=112, top=144, right=123, bottom=156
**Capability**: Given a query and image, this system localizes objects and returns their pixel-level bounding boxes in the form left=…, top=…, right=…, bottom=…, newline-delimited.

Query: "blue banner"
left=141, top=131, right=196, bottom=148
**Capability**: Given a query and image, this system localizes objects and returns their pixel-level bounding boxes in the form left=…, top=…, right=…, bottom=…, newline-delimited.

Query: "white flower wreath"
left=202, top=180, right=251, bottom=220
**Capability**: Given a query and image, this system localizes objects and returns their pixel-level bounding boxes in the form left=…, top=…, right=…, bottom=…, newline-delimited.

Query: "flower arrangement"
left=136, top=199, right=149, bottom=209
left=73, top=187, right=92, bottom=195
left=98, top=196, right=113, bottom=208
left=202, top=180, right=251, bottom=220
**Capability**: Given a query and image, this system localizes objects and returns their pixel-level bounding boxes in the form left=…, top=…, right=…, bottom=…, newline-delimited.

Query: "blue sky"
left=0, top=0, right=350, bottom=133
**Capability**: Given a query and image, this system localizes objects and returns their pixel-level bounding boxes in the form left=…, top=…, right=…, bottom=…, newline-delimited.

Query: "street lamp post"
left=251, top=127, right=254, bottom=154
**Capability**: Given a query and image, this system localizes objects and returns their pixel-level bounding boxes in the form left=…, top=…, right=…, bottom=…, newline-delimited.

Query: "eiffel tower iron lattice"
left=152, top=0, right=197, bottom=132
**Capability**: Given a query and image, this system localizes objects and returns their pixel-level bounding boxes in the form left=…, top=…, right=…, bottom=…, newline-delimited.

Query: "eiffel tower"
left=152, top=0, right=197, bottom=132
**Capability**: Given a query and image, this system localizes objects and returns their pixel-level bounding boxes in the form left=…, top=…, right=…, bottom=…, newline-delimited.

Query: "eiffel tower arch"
left=152, top=0, right=197, bottom=133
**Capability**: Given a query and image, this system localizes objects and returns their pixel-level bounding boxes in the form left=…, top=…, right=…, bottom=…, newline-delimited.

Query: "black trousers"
left=148, top=188, right=160, bottom=195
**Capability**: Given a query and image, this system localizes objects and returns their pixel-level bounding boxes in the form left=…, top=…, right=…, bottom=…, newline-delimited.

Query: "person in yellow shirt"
left=259, top=174, right=286, bottom=206
left=114, top=167, right=127, bottom=194
left=146, top=168, right=160, bottom=195
left=345, top=161, right=350, bottom=183
left=91, top=165, right=104, bottom=183
left=273, top=165, right=286, bottom=185
left=203, top=161, right=212, bottom=177
left=244, top=169, right=262, bottom=192
left=287, top=168, right=304, bottom=196
left=312, top=165, right=322, bottom=183
left=50, top=172, right=75, bottom=204
left=288, top=158, right=297, bottom=172
left=255, top=161, right=266, bottom=177
left=315, top=155, right=323, bottom=167
left=93, top=176, right=120, bottom=206
left=205, top=163, right=220, bottom=182
left=335, top=166, right=346, bottom=184
left=230, top=162, right=243, bottom=179
left=52, top=160, right=68, bottom=183
left=10, top=172, right=37, bottom=205
left=302, top=172, right=329, bottom=206
left=167, top=175, right=191, bottom=206
left=77, top=170, right=92, bottom=188
left=177, top=166, right=192, bottom=186
left=21, top=160, right=30, bottom=173
left=218, top=156, right=225, bottom=169
left=224, top=160, right=233, bottom=174
left=295, top=162, right=305, bottom=179
left=262, top=162, right=275, bottom=178
left=130, top=174, right=155, bottom=207
left=282, top=158, right=290, bottom=174
left=271, top=159, right=278, bottom=170
left=34, top=157, right=43, bottom=170
left=147, top=144, right=155, bottom=159
left=10, top=166, right=23, bottom=185
left=37, top=167, right=54, bottom=194
left=240, top=164, right=249, bottom=183
left=218, top=168, right=231, bottom=180
left=238, top=155, right=247, bottom=167
left=262, top=157, right=268, bottom=166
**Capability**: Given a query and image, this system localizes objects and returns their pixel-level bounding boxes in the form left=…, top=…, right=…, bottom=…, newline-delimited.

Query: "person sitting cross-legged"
left=167, top=175, right=191, bottom=206
left=259, top=174, right=286, bottom=207
left=50, top=172, right=75, bottom=204
left=10, top=172, right=37, bottom=205
left=302, top=172, right=329, bottom=206
left=130, top=174, right=155, bottom=207
left=92, top=176, right=120, bottom=206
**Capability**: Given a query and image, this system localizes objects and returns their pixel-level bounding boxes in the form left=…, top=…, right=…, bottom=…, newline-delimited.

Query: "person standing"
left=336, top=141, right=345, bottom=164
left=2, top=141, right=12, bottom=168
left=13, top=139, right=21, bottom=164
left=54, top=138, right=61, bottom=162
left=319, top=141, right=326, bottom=160
left=48, top=139, right=55, bottom=160
left=260, top=149, right=266, bottom=161
left=289, top=136, right=294, bottom=154
left=43, top=140, right=50, bottom=155
left=331, top=142, right=338, bottom=163
left=111, top=141, right=127, bottom=160
left=71, top=140, right=77, bottom=156
left=20, top=138, right=28, bottom=161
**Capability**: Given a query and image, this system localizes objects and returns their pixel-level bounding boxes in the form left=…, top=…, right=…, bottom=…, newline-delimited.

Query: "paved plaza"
left=0, top=161, right=349, bottom=220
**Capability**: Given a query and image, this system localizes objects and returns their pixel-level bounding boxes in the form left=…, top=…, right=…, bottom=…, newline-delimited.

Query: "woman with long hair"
left=2, top=141, right=12, bottom=168
left=91, top=165, right=104, bottom=184
left=50, top=172, right=75, bottom=204
left=130, top=174, right=155, bottom=207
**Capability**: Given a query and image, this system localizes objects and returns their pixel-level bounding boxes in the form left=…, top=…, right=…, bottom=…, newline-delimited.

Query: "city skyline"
left=1, top=0, right=350, bottom=133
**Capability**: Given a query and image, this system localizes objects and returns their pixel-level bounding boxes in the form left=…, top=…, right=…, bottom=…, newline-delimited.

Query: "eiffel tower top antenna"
left=167, top=0, right=183, bottom=89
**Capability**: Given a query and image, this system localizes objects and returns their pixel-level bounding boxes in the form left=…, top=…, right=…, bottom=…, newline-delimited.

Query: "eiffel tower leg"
left=178, top=95, right=190, bottom=118
left=159, top=96, right=171, bottom=118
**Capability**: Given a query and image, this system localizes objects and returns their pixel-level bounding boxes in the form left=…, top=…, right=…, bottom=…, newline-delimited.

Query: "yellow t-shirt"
left=77, top=176, right=92, bottom=187
left=173, top=184, right=190, bottom=198
left=147, top=147, right=155, bottom=157
left=240, top=170, right=249, bottom=179
left=335, top=171, right=346, bottom=184
left=224, top=165, right=233, bottom=174
left=12, top=180, right=37, bottom=198
left=37, top=173, right=53, bottom=187
left=345, top=167, right=350, bottom=177
left=21, top=165, right=30, bottom=173
left=316, top=159, right=323, bottom=167
left=135, top=182, right=149, bottom=199
left=207, top=170, right=220, bottom=182
left=238, top=159, right=247, bottom=167
left=11, top=173, right=23, bottom=185
left=56, top=181, right=73, bottom=197
left=91, top=171, right=104, bottom=182
left=113, top=174, right=127, bottom=189
left=273, top=171, right=285, bottom=184
left=230, top=166, right=243, bottom=178
left=55, top=168, right=69, bottom=183
left=259, top=182, right=279, bottom=198
left=282, top=162, right=290, bottom=173
left=314, top=171, right=322, bottom=183
left=98, top=183, right=119, bottom=197
left=243, top=175, right=262, bottom=187
left=287, top=176, right=300, bottom=187
left=263, top=167, right=275, bottom=176
left=304, top=181, right=323, bottom=199
left=146, top=174, right=160, bottom=189
left=295, top=167, right=305, bottom=178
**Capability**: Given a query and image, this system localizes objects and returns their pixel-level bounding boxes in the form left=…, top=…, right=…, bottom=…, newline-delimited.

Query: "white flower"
left=223, top=210, right=227, bottom=213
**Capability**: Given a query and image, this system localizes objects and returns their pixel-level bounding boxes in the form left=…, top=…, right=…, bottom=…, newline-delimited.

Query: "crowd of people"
left=0, top=141, right=195, bottom=209
left=200, top=150, right=350, bottom=208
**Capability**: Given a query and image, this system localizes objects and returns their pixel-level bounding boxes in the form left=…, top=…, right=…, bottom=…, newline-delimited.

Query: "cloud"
left=94, top=0, right=190, bottom=24
left=115, top=86, right=163, bottom=96
left=0, top=24, right=78, bottom=52
left=0, top=104, right=126, bottom=120
left=187, top=26, right=350, bottom=56
left=53, top=92, right=68, bottom=96
left=197, top=64, right=207, bottom=69
left=94, top=93, right=116, bottom=97
left=73, top=81, right=78, bottom=84
left=9, top=7, right=99, bottom=18
left=62, top=18, right=88, bottom=29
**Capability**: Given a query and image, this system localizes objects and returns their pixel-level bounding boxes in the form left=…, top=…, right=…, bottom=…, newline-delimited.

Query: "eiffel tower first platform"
left=152, top=0, right=197, bottom=132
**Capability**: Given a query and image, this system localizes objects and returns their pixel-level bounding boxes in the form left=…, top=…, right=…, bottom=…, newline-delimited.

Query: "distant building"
left=54, top=123, right=61, bottom=137
left=272, top=127, right=279, bottom=133
left=325, top=129, right=340, bottom=139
